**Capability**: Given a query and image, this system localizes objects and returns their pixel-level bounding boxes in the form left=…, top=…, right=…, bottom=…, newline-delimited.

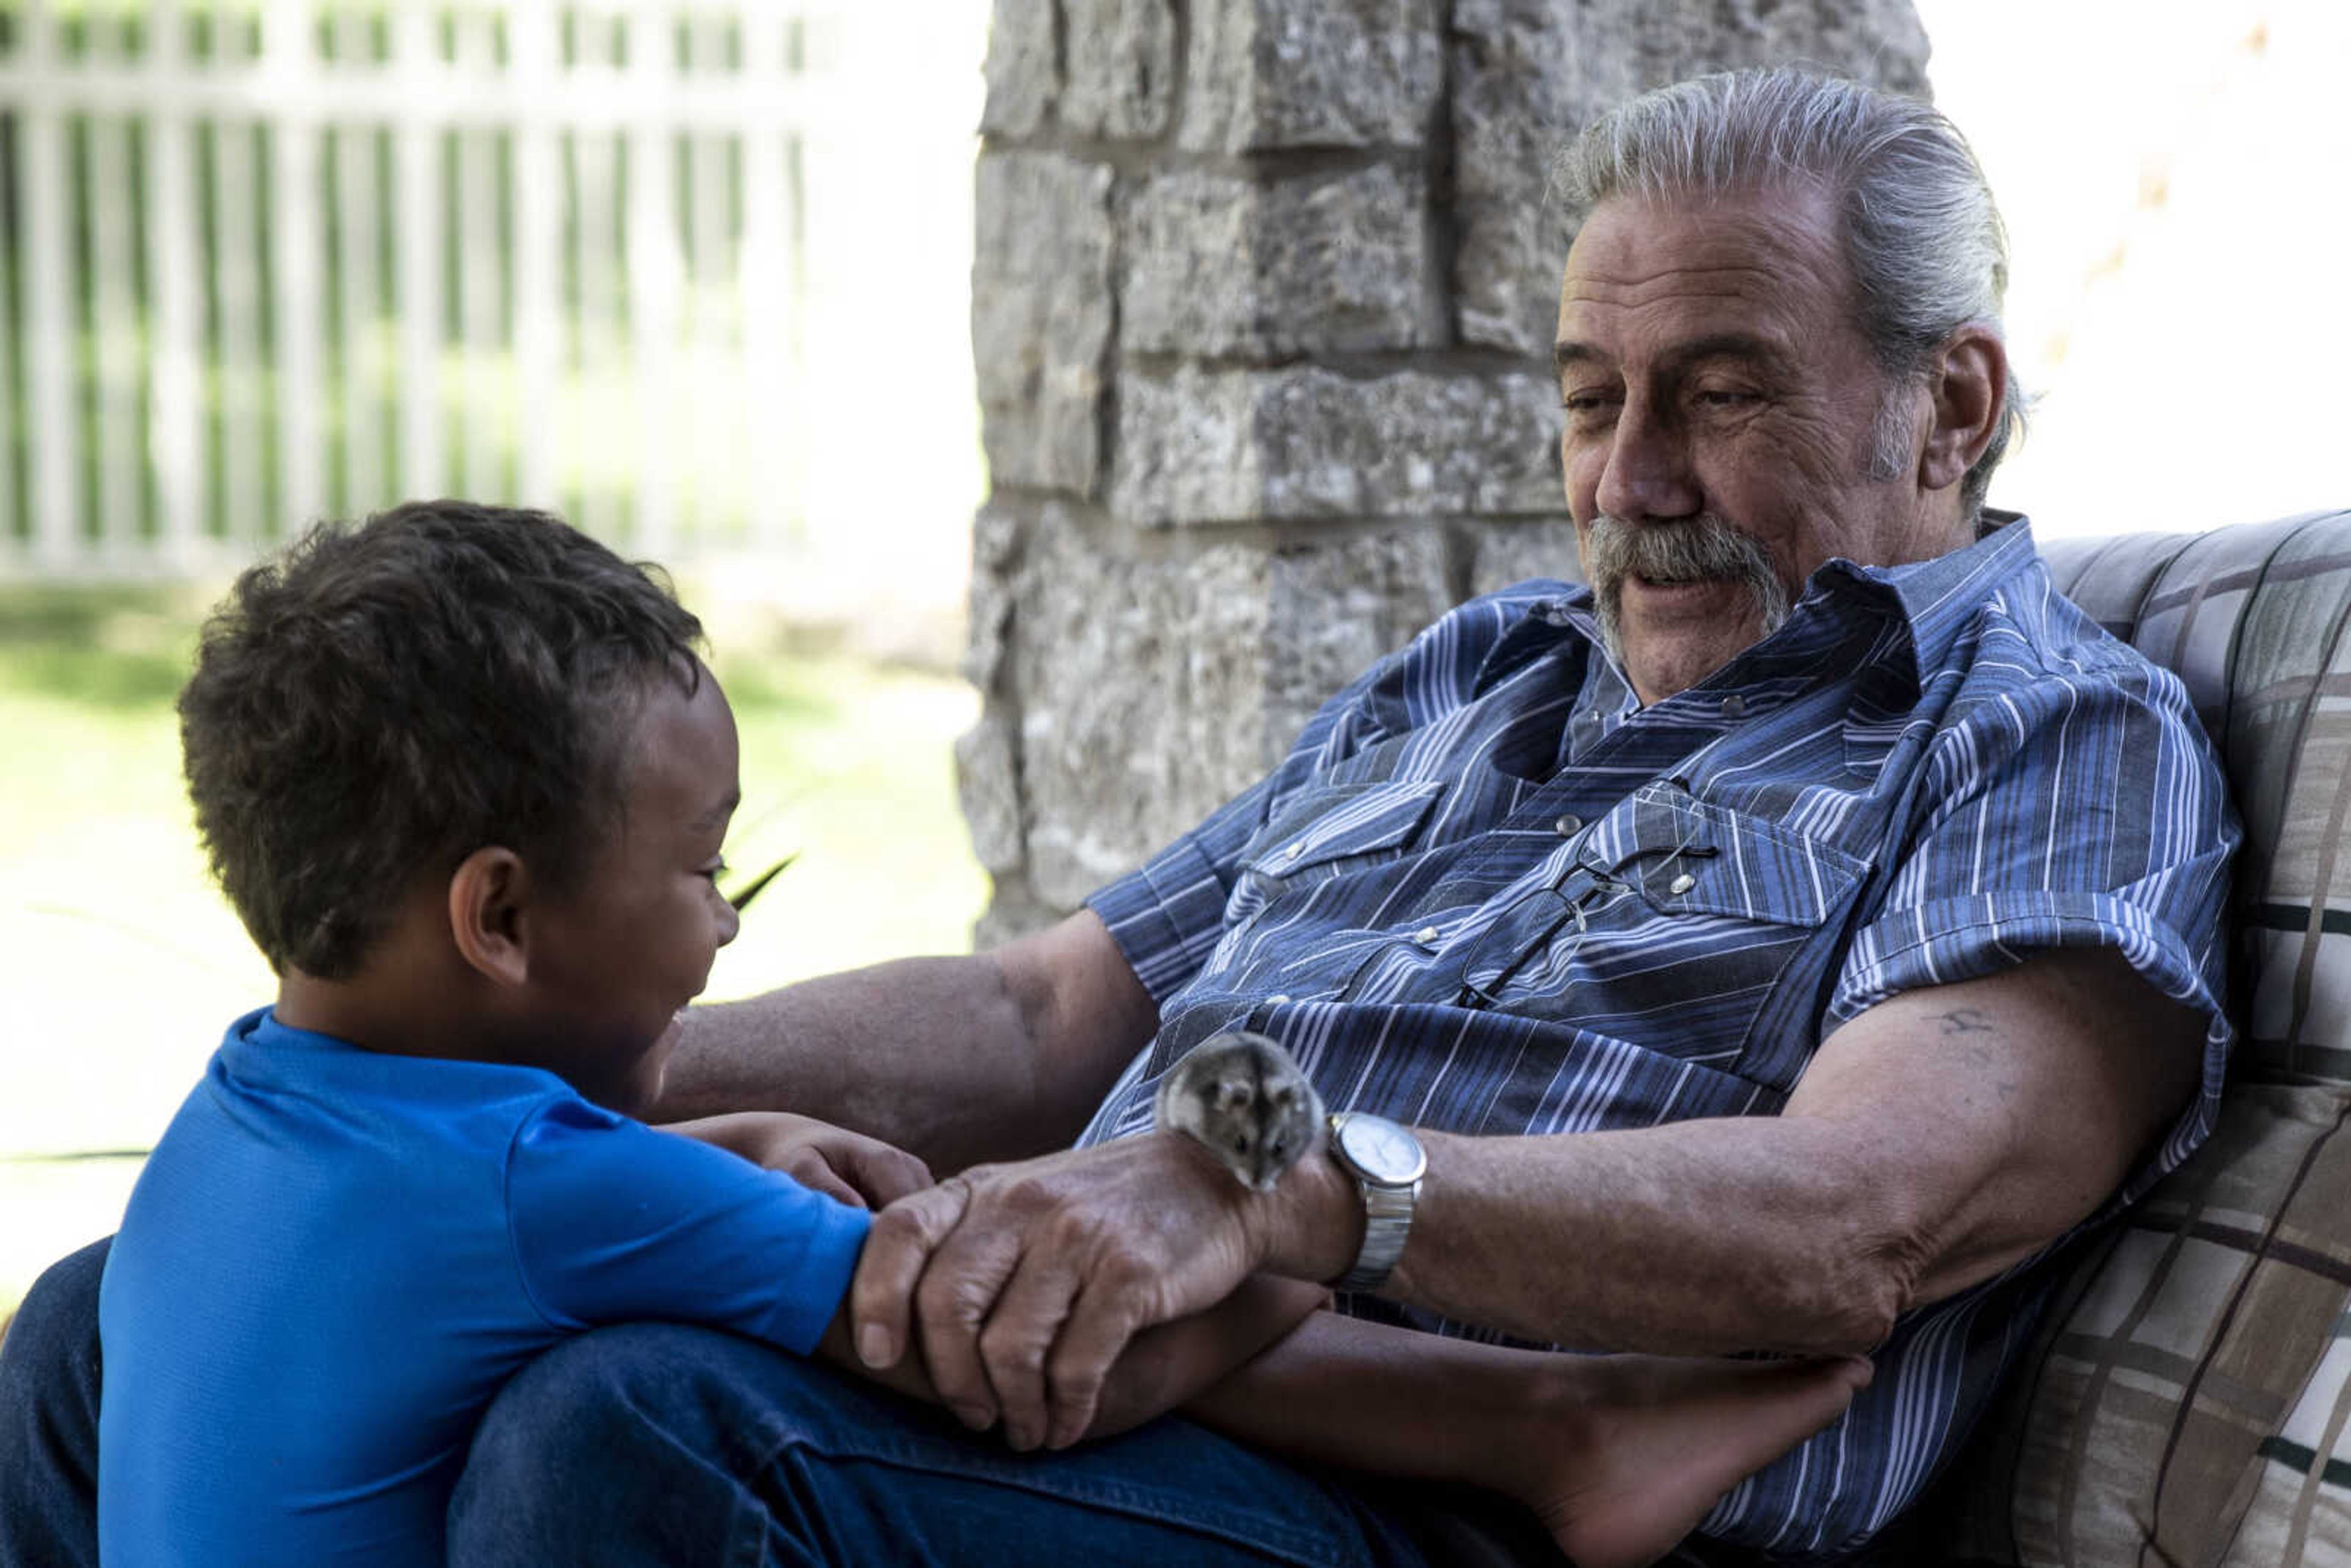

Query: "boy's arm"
left=655, top=912, right=1158, bottom=1173
left=659, top=1111, right=933, bottom=1209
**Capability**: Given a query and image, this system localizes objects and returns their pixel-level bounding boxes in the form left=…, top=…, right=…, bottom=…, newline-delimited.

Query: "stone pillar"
left=959, top=0, right=1931, bottom=943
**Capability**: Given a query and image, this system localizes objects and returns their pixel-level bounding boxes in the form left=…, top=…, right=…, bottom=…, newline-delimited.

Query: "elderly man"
left=1, top=67, right=2233, bottom=1568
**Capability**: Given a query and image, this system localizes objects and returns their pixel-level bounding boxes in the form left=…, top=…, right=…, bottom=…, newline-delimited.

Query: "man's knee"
left=1, top=1236, right=109, bottom=1441
left=2, top=1236, right=108, bottom=1362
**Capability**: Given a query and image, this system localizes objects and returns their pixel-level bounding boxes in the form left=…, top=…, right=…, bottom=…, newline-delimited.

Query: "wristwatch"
left=1326, top=1111, right=1427, bottom=1293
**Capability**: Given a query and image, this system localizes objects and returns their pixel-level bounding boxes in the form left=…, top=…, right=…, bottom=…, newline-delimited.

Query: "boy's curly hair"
left=179, top=501, right=706, bottom=979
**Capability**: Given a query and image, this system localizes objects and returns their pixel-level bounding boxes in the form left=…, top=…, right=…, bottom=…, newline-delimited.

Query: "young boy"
left=95, top=502, right=1308, bottom=1564
left=97, top=502, right=825, bottom=1561
left=94, top=500, right=1864, bottom=1568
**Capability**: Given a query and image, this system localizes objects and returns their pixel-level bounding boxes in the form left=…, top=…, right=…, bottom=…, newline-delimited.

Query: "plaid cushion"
left=1932, top=511, right=2351, bottom=1566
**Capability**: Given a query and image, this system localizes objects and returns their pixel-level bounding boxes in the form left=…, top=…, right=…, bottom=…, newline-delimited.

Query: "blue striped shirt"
left=1079, top=517, right=2237, bottom=1560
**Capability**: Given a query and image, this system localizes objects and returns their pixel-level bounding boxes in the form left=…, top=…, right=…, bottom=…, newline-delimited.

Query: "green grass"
left=0, top=580, right=986, bottom=1317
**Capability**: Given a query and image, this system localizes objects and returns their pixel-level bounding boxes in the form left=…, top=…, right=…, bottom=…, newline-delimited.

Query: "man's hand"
left=660, top=1111, right=934, bottom=1209
left=848, top=1131, right=1354, bottom=1452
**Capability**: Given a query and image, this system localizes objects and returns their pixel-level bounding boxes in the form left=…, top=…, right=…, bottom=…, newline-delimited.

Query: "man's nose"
left=1592, top=402, right=1701, bottom=522
left=716, top=898, right=742, bottom=949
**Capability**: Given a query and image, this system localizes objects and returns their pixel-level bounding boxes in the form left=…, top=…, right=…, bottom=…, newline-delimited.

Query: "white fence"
left=0, top=1, right=984, bottom=598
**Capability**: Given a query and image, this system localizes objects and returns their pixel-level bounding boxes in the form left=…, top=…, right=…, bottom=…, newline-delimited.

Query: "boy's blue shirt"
left=96, top=1007, right=871, bottom=1566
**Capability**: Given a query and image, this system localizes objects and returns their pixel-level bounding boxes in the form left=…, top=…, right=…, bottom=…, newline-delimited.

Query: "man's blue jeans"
left=0, top=1237, right=1558, bottom=1566
left=0, top=1240, right=104, bottom=1568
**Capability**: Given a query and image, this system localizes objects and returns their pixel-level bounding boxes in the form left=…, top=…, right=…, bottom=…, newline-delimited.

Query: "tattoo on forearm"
left=1937, top=1008, right=1998, bottom=1037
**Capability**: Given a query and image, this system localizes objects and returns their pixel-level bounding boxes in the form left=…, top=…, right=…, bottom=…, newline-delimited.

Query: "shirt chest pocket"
left=1223, top=779, right=1448, bottom=931
left=1468, top=783, right=1869, bottom=1075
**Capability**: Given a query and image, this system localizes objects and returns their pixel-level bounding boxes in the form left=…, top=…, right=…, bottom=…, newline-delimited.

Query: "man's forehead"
left=1566, top=182, right=1840, bottom=263
left=1555, top=187, right=1850, bottom=359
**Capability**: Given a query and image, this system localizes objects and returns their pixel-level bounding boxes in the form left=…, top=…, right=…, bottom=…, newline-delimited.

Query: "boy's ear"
left=447, top=846, right=533, bottom=989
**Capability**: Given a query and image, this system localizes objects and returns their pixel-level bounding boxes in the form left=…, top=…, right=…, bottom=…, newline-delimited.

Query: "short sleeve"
left=1829, top=655, right=2240, bottom=1196
left=505, top=1099, right=872, bottom=1354
left=1083, top=658, right=1413, bottom=1004
left=1084, top=775, right=1278, bottom=1004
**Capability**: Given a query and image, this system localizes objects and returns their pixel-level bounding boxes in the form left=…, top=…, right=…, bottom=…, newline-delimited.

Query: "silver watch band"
left=1329, top=1112, right=1424, bottom=1294
left=1336, top=1172, right=1419, bottom=1292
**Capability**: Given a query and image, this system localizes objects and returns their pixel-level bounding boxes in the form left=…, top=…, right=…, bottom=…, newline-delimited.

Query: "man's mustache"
left=1583, top=514, right=1782, bottom=593
left=1584, top=514, right=1792, bottom=656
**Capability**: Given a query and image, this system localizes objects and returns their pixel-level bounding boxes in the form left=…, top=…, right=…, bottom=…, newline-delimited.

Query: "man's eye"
left=702, top=858, right=730, bottom=881
left=1693, top=388, right=1760, bottom=408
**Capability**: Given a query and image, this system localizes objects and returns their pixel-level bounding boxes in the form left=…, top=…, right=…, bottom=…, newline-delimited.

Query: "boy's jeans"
left=0, top=1236, right=1551, bottom=1567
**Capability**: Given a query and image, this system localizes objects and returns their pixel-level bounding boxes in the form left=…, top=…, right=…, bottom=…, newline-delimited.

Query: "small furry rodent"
left=1152, top=1031, right=1325, bottom=1192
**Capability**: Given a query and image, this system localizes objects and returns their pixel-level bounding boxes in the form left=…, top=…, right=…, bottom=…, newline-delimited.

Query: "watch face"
left=1337, top=1114, right=1427, bottom=1185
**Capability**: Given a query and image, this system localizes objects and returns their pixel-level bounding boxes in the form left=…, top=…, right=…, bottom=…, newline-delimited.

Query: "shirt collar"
left=1807, top=510, right=2038, bottom=693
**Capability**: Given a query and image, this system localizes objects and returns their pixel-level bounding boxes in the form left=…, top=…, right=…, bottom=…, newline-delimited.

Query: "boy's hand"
left=659, top=1111, right=934, bottom=1209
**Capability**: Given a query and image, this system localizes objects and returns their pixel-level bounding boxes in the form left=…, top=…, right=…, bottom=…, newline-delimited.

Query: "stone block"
left=1060, top=0, right=1178, bottom=140
left=1013, top=527, right=1269, bottom=909
left=1466, top=516, right=1584, bottom=598
left=1113, top=369, right=1262, bottom=525
left=1254, top=370, right=1561, bottom=519
left=1449, top=0, right=1932, bottom=356
left=1115, top=366, right=1562, bottom=526
left=956, top=713, right=1027, bottom=877
left=1179, top=0, right=1442, bottom=153
left=1008, top=514, right=1449, bottom=911
left=1122, top=164, right=1431, bottom=358
left=980, top=0, right=1057, bottom=139
left=972, top=152, right=1117, bottom=495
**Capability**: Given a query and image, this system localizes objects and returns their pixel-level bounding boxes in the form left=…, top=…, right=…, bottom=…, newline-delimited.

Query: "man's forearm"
left=1393, top=1117, right=1913, bottom=1356
left=659, top=956, right=1048, bottom=1169
left=653, top=912, right=1160, bottom=1173
left=1261, top=1112, right=1907, bottom=1357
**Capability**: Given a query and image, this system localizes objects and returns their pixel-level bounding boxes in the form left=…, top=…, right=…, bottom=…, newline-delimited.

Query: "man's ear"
left=1919, top=324, right=2006, bottom=493
left=447, top=846, right=533, bottom=989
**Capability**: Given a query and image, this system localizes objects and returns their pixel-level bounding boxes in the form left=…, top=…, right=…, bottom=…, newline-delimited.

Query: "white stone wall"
left=960, top=0, right=1930, bottom=943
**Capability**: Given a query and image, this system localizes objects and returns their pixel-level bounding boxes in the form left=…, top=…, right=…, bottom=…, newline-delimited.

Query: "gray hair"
left=1556, top=67, right=2025, bottom=519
